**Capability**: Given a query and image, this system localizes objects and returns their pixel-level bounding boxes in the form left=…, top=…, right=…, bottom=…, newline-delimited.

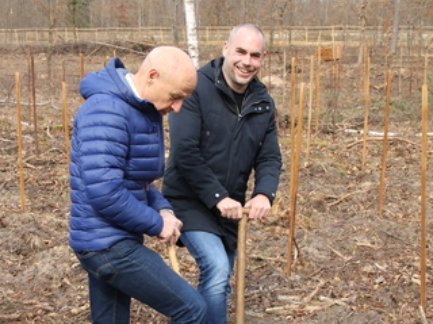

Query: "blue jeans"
left=180, top=231, right=236, bottom=324
left=75, top=239, right=207, bottom=324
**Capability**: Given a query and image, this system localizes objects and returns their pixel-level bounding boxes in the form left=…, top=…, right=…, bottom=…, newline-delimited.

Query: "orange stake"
left=377, top=70, right=392, bottom=216
left=361, top=46, right=370, bottom=168
left=289, top=56, right=297, bottom=140
left=419, top=84, right=428, bottom=310
left=15, top=72, right=26, bottom=211
left=306, top=55, right=315, bottom=160
left=235, top=212, right=248, bottom=324
left=315, top=47, right=321, bottom=134
left=62, top=81, right=70, bottom=162
left=168, top=245, right=180, bottom=275
left=27, top=48, right=39, bottom=155
left=79, top=52, right=85, bottom=79
left=286, top=82, right=305, bottom=275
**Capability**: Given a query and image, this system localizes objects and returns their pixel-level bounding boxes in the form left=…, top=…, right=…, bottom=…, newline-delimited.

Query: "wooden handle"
left=235, top=213, right=248, bottom=324
left=168, top=244, right=180, bottom=275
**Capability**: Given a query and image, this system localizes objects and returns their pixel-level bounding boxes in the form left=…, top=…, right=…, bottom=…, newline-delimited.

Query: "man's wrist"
left=160, top=209, right=174, bottom=215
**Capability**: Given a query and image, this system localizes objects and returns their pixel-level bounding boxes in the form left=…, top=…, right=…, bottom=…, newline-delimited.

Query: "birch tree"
left=389, top=0, right=401, bottom=55
left=183, top=0, right=199, bottom=68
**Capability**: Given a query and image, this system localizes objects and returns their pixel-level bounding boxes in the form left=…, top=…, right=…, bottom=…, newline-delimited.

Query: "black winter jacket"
left=162, top=57, right=282, bottom=251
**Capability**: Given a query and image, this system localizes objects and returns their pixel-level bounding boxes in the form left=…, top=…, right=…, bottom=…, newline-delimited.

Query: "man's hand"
left=244, top=194, right=271, bottom=221
left=216, top=197, right=243, bottom=219
left=158, top=210, right=182, bottom=245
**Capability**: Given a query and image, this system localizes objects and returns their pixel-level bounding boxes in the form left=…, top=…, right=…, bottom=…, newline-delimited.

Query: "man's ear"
left=148, top=68, right=159, bottom=81
left=222, top=41, right=228, bottom=57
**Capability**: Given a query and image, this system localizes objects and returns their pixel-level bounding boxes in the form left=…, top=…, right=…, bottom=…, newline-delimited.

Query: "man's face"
left=222, top=28, right=265, bottom=93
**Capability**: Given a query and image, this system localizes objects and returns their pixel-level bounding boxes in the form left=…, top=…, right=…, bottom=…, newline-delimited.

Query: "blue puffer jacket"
left=69, top=58, right=171, bottom=252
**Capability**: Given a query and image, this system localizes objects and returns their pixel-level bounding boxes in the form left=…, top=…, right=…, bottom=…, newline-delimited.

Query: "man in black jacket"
left=162, top=24, right=282, bottom=323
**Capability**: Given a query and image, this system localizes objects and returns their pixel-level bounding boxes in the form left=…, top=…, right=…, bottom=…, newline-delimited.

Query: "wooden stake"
left=423, top=55, right=428, bottom=86
left=27, top=48, right=39, bottom=155
left=306, top=56, right=315, bottom=160
left=15, top=72, right=26, bottom=211
left=62, top=81, right=70, bottom=162
left=268, top=43, right=272, bottom=95
left=235, top=213, right=248, bottom=324
left=315, top=47, right=321, bottom=134
left=377, top=70, right=392, bottom=216
left=168, top=245, right=180, bottom=275
left=282, top=48, right=287, bottom=115
left=398, top=47, right=403, bottom=95
left=79, top=52, right=84, bottom=79
left=286, top=82, right=305, bottom=276
left=62, top=60, right=66, bottom=82
left=361, top=46, right=370, bottom=168
left=419, top=83, right=428, bottom=310
left=290, top=56, right=297, bottom=139
left=331, top=26, right=336, bottom=85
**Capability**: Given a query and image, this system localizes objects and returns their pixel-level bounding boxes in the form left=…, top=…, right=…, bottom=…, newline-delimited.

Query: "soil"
left=0, top=44, right=432, bottom=323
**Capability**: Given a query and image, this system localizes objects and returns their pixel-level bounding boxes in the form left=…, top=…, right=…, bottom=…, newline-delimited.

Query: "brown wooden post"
left=286, top=82, right=305, bottom=275
left=28, top=48, right=39, bottom=155
left=62, top=81, right=70, bottom=162
left=15, top=72, right=26, bottom=211
left=419, top=83, right=428, bottom=310
left=315, top=47, right=321, bottom=134
left=289, top=57, right=297, bottom=142
left=377, top=70, right=392, bottom=216
left=168, top=245, right=180, bottom=275
left=306, top=56, right=315, bottom=161
left=361, top=46, right=371, bottom=168
left=235, top=212, right=248, bottom=324
left=79, top=52, right=85, bottom=79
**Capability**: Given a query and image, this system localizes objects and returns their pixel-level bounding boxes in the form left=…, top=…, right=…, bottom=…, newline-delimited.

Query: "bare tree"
left=184, top=0, right=199, bottom=68
left=390, top=0, right=401, bottom=55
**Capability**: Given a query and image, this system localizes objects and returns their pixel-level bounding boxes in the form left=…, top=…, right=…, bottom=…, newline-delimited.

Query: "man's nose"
left=171, top=99, right=183, bottom=113
left=241, top=54, right=252, bottom=65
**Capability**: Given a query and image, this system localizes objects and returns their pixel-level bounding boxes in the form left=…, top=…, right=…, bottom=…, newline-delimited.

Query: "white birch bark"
left=390, top=0, right=401, bottom=55
left=183, top=0, right=199, bottom=68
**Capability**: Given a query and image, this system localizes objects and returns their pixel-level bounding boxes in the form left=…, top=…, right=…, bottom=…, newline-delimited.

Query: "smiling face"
left=222, top=25, right=266, bottom=93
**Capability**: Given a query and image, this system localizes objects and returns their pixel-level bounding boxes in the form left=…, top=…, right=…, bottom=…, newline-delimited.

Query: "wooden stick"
left=289, top=56, right=297, bottom=140
left=15, top=72, right=26, bottom=211
left=62, top=60, right=66, bottom=82
left=282, top=48, right=287, bottom=115
left=168, top=244, right=180, bottom=275
left=61, top=81, right=70, bottom=162
left=235, top=212, right=248, bottom=324
left=286, top=83, right=305, bottom=276
left=377, top=70, right=392, bottom=216
left=419, top=83, right=428, bottom=310
left=398, top=47, right=402, bottom=95
left=268, top=41, right=272, bottom=95
left=361, top=46, right=370, bottom=168
left=79, top=52, right=85, bottom=79
left=315, top=47, right=321, bottom=134
left=306, top=55, right=314, bottom=160
left=28, top=48, right=39, bottom=155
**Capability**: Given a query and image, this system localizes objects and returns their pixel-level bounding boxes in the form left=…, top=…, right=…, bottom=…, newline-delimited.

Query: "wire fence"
left=2, top=25, right=433, bottom=51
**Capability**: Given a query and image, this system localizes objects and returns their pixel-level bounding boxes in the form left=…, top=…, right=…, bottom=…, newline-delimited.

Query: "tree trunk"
left=183, top=0, right=199, bottom=68
left=390, top=0, right=401, bottom=55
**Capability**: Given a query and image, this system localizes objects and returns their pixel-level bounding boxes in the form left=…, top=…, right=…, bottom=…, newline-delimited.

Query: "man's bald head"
left=133, top=46, right=197, bottom=114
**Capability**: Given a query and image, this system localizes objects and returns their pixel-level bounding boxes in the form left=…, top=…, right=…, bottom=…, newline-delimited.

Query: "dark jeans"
left=75, top=239, right=207, bottom=324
